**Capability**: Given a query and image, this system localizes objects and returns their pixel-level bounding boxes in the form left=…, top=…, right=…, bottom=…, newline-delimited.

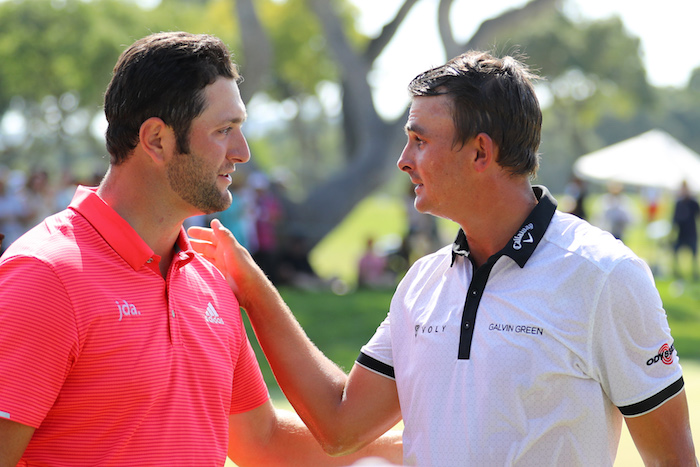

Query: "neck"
left=97, top=165, right=190, bottom=274
left=460, top=180, right=537, bottom=268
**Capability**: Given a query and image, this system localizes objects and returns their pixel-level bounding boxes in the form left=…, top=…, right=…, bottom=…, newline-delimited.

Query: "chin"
left=414, top=199, right=429, bottom=214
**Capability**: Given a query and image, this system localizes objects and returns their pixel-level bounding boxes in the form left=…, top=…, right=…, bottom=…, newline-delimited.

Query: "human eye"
left=219, top=127, right=233, bottom=136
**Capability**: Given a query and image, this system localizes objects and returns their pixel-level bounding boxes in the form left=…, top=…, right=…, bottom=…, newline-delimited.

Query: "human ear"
left=139, top=117, right=174, bottom=163
left=472, top=132, right=496, bottom=172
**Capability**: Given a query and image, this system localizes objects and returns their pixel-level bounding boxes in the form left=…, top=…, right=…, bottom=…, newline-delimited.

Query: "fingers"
left=189, top=239, right=217, bottom=264
left=210, top=218, right=241, bottom=247
left=187, top=225, right=215, bottom=242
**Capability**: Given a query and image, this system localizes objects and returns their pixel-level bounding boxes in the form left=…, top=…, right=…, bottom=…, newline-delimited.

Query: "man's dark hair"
left=104, top=32, right=240, bottom=165
left=408, top=51, right=542, bottom=177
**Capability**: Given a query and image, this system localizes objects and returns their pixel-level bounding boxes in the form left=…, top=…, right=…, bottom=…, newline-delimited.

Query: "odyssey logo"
left=646, top=343, right=675, bottom=366
left=512, top=223, right=534, bottom=250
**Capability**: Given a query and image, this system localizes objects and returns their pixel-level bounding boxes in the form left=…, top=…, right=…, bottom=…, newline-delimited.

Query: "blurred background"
left=1, top=0, right=699, bottom=463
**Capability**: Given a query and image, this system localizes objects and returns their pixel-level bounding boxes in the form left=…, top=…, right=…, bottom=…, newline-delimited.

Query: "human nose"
left=397, top=142, right=412, bottom=173
left=228, top=128, right=251, bottom=164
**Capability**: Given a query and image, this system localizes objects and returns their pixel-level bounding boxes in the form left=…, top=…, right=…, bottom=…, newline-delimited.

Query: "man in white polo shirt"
left=190, top=51, right=696, bottom=465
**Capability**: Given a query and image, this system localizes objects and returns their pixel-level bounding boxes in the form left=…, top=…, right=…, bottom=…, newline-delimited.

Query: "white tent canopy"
left=573, top=129, right=700, bottom=193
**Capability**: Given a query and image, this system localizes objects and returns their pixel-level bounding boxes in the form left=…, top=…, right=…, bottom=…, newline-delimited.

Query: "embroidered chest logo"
left=414, top=323, right=448, bottom=338
left=116, top=300, right=141, bottom=321
left=512, top=223, right=534, bottom=250
left=205, top=302, right=225, bottom=325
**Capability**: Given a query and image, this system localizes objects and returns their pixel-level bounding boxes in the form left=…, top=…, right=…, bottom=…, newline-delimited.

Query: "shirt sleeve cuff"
left=618, top=376, right=684, bottom=417
left=356, top=352, right=395, bottom=380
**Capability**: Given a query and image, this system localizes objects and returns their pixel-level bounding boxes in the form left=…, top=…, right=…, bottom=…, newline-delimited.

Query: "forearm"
left=239, top=272, right=356, bottom=445
left=229, top=404, right=402, bottom=466
left=263, top=409, right=401, bottom=466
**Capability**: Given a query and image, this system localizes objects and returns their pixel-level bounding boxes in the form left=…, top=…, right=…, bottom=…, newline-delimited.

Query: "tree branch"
left=364, top=0, right=421, bottom=63
left=308, top=0, right=382, bottom=153
left=437, top=0, right=459, bottom=59
left=462, top=0, right=560, bottom=55
left=233, top=0, right=273, bottom=103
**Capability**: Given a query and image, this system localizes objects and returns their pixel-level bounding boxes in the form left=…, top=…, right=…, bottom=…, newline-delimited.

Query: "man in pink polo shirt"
left=0, top=32, right=400, bottom=466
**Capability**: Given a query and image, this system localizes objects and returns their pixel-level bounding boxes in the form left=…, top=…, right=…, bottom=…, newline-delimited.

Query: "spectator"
left=277, top=235, right=326, bottom=290
left=250, top=172, right=283, bottom=281
left=218, top=173, right=257, bottom=251
left=563, top=175, right=588, bottom=220
left=357, top=237, right=394, bottom=289
left=22, top=169, right=54, bottom=232
left=671, top=180, right=700, bottom=280
left=599, top=181, right=634, bottom=241
left=0, top=169, right=27, bottom=255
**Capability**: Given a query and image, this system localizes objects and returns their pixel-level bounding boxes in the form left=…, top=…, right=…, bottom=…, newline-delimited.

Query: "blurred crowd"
left=562, top=176, right=700, bottom=281
left=0, top=167, right=100, bottom=256
left=3, top=166, right=698, bottom=286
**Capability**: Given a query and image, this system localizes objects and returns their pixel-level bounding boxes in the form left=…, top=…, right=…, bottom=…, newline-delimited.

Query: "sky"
left=348, top=0, right=700, bottom=119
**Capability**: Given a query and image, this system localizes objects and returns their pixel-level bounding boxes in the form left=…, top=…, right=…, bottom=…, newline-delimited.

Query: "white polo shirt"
left=358, top=186, right=684, bottom=467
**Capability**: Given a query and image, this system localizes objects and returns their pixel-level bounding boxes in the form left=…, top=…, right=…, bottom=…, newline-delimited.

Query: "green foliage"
left=517, top=13, right=651, bottom=110
left=0, top=0, right=244, bottom=174
left=257, top=0, right=338, bottom=98
left=0, top=0, right=138, bottom=111
left=0, top=0, right=241, bottom=114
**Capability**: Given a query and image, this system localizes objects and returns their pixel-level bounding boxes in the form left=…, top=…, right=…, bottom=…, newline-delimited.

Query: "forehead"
left=199, top=77, right=247, bottom=122
left=406, top=94, right=454, bottom=134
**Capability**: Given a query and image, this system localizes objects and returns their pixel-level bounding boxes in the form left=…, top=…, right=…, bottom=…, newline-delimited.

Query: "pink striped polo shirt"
left=0, top=186, right=269, bottom=466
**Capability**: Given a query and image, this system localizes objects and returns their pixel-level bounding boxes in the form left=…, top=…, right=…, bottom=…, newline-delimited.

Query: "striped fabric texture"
left=0, top=187, right=269, bottom=466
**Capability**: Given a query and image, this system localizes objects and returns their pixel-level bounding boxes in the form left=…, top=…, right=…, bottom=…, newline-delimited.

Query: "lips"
left=218, top=166, right=234, bottom=182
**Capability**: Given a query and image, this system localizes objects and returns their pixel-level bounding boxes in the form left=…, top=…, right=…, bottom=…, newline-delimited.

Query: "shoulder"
left=542, top=210, right=638, bottom=273
left=1, top=209, right=87, bottom=266
left=404, top=243, right=454, bottom=276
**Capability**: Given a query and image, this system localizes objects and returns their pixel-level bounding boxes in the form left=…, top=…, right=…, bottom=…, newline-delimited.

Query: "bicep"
left=625, top=389, right=696, bottom=464
left=228, top=400, right=277, bottom=464
left=335, top=363, right=402, bottom=448
left=0, top=418, right=34, bottom=467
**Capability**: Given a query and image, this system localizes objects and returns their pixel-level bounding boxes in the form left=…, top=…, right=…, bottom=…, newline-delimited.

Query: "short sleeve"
left=357, top=312, right=395, bottom=379
left=0, top=256, right=79, bottom=427
left=590, top=256, right=683, bottom=416
left=229, top=313, right=269, bottom=414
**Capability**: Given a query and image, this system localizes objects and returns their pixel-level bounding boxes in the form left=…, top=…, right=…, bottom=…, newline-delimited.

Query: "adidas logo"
left=205, top=302, right=225, bottom=325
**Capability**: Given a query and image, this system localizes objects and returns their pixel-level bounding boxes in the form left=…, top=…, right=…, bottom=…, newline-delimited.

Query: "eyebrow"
left=404, top=122, right=425, bottom=136
left=225, top=112, right=248, bottom=125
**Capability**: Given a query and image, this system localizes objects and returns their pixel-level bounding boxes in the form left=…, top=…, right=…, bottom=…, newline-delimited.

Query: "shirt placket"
left=165, top=254, right=190, bottom=348
left=457, top=257, right=498, bottom=360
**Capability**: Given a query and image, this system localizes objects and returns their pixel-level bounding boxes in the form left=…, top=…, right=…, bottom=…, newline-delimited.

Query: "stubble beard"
left=166, top=150, right=232, bottom=215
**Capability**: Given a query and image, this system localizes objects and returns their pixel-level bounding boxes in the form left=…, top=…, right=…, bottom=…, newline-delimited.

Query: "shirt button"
left=146, top=258, right=153, bottom=264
